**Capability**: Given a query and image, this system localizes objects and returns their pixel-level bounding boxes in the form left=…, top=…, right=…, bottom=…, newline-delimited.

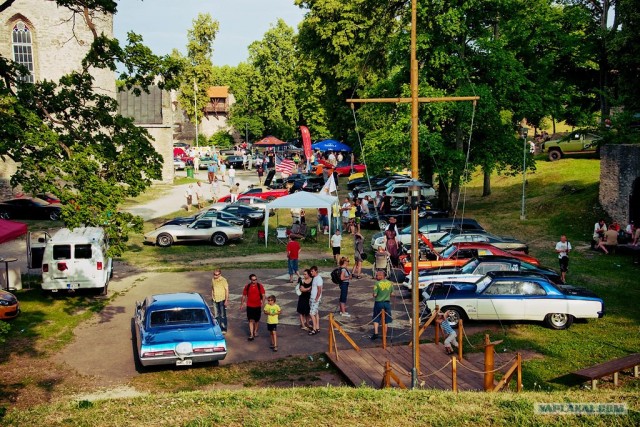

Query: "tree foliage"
left=175, top=13, right=219, bottom=124
left=0, top=0, right=182, bottom=255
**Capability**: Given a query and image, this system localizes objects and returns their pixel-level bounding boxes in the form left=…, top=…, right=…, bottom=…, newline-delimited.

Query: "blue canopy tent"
left=311, top=139, right=352, bottom=152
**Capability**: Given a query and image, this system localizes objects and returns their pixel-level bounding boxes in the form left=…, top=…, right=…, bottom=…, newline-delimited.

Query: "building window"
left=12, top=21, right=34, bottom=83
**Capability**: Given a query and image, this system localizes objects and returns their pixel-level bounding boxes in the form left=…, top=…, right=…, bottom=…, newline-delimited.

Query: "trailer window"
left=52, top=245, right=71, bottom=260
left=74, top=244, right=92, bottom=259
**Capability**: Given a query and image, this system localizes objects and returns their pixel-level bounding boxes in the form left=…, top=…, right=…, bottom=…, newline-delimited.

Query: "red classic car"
left=216, top=187, right=289, bottom=203
left=314, top=160, right=366, bottom=177
left=402, top=242, right=540, bottom=274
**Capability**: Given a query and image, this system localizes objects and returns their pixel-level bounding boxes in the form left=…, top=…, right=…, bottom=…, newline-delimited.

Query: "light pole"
left=194, top=78, right=198, bottom=147
left=520, top=127, right=528, bottom=220
left=400, top=179, right=429, bottom=389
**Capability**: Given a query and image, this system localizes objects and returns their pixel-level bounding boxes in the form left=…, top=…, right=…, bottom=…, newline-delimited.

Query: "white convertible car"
left=424, top=271, right=604, bottom=330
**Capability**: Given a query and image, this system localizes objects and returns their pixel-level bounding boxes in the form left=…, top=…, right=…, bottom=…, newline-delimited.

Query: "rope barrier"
left=456, top=355, right=517, bottom=375
left=421, top=359, right=453, bottom=378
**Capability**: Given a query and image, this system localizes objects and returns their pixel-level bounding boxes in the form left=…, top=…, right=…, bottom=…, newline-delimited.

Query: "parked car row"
left=0, top=197, right=62, bottom=221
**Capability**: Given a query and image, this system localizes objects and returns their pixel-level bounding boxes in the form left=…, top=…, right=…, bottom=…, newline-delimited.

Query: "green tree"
left=176, top=13, right=219, bottom=124
left=0, top=1, right=181, bottom=255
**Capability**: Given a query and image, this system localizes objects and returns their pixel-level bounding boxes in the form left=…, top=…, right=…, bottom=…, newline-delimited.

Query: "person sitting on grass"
left=597, top=226, right=619, bottom=255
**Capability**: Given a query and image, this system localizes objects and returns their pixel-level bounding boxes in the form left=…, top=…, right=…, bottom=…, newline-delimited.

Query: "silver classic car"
left=134, top=293, right=227, bottom=367
left=144, top=217, right=243, bottom=247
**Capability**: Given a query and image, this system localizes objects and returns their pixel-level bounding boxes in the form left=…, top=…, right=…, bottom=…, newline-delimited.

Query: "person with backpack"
left=240, top=274, right=266, bottom=341
left=336, top=257, right=351, bottom=317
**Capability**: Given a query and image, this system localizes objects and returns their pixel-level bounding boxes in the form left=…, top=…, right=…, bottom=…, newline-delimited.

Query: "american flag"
left=275, top=155, right=296, bottom=175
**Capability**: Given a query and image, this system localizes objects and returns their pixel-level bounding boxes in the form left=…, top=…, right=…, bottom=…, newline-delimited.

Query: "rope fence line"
left=456, top=355, right=518, bottom=375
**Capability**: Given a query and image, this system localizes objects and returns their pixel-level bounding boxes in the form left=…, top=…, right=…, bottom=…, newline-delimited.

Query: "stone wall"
left=600, top=144, right=640, bottom=223
left=0, top=0, right=115, bottom=194
left=0, top=0, right=115, bottom=94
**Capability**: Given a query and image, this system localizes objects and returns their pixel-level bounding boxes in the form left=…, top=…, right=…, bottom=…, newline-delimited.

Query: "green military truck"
left=541, top=130, right=601, bottom=161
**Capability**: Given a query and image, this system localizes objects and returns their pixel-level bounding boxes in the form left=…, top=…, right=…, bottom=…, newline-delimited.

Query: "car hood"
left=141, top=325, right=222, bottom=346
left=145, top=224, right=193, bottom=236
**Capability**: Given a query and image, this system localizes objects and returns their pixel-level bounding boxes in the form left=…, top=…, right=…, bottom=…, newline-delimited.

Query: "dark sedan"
left=0, top=197, right=62, bottom=220
left=224, top=155, right=245, bottom=168
left=218, top=204, right=266, bottom=227
left=162, top=209, right=246, bottom=227
left=286, top=175, right=325, bottom=193
left=360, top=202, right=449, bottom=230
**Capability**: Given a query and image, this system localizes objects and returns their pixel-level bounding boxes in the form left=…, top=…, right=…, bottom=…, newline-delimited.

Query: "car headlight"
left=0, top=300, right=10, bottom=306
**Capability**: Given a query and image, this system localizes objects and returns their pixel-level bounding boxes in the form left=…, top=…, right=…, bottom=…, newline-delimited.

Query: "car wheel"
left=49, top=211, right=60, bottom=221
left=548, top=149, right=562, bottom=161
left=212, top=232, right=228, bottom=246
left=544, top=313, right=574, bottom=330
left=378, top=219, right=388, bottom=230
left=441, top=306, right=466, bottom=328
left=0, top=211, right=9, bottom=219
left=266, top=196, right=276, bottom=202
left=156, top=233, right=173, bottom=247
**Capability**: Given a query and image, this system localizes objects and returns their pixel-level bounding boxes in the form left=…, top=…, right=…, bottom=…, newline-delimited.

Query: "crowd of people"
left=209, top=261, right=397, bottom=352
left=591, top=218, right=639, bottom=254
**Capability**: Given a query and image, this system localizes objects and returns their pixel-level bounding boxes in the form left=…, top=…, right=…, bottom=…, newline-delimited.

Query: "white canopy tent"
left=263, top=192, right=338, bottom=246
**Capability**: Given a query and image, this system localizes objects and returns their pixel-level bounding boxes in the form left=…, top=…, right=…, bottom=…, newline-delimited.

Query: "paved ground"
left=54, top=267, right=429, bottom=383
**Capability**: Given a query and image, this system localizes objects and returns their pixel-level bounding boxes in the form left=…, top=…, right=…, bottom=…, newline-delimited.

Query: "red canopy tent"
left=253, top=136, right=287, bottom=146
left=0, top=219, right=28, bottom=244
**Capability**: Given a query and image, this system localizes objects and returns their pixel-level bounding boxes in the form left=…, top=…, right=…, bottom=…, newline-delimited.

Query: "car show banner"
left=300, top=126, right=312, bottom=159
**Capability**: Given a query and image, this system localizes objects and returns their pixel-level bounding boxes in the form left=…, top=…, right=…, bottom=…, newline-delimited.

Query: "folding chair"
left=275, top=227, right=288, bottom=244
left=257, top=230, right=266, bottom=243
left=373, top=252, right=391, bottom=277
left=304, top=227, right=317, bottom=243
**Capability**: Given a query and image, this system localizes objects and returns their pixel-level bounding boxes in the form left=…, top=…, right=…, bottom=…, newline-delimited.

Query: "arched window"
left=12, top=21, right=34, bottom=83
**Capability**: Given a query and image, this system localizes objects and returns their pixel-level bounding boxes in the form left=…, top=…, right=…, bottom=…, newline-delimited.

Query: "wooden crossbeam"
left=348, top=96, right=479, bottom=104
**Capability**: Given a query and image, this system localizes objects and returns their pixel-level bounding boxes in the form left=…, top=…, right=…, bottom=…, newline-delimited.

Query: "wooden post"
left=457, top=319, right=464, bottom=360
left=328, top=313, right=334, bottom=354
left=634, top=365, right=639, bottom=378
left=452, top=356, right=458, bottom=393
left=613, top=371, right=619, bottom=386
left=484, top=334, right=494, bottom=391
left=517, top=352, right=522, bottom=392
left=434, top=317, right=440, bottom=344
left=381, top=309, right=387, bottom=349
left=384, top=361, right=391, bottom=388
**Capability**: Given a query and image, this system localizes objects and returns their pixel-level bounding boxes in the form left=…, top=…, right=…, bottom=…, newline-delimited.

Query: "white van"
left=28, top=227, right=113, bottom=294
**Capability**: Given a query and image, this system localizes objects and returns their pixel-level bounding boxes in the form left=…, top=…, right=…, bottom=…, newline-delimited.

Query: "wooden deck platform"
left=326, top=343, right=487, bottom=390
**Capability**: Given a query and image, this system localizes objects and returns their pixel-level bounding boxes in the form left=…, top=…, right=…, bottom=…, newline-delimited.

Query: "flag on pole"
left=320, top=174, right=337, bottom=194
left=275, top=155, right=296, bottom=175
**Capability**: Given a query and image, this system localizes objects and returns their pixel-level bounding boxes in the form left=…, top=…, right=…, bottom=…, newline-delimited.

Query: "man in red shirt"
left=286, top=235, right=301, bottom=282
left=318, top=207, right=329, bottom=234
left=240, top=274, right=266, bottom=340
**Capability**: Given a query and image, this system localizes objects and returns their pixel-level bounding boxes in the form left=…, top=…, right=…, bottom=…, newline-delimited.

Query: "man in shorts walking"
left=330, top=229, right=342, bottom=265
left=371, top=270, right=393, bottom=340
left=286, top=235, right=301, bottom=282
left=240, top=274, right=265, bottom=341
left=555, top=235, right=572, bottom=283
left=308, top=266, right=323, bottom=335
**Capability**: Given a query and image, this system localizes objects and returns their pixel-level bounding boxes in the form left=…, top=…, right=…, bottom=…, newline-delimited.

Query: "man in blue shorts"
left=371, top=269, right=393, bottom=340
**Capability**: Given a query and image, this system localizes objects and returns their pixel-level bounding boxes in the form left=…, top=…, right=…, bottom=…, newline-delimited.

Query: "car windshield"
left=148, top=308, right=209, bottom=327
left=436, top=233, right=455, bottom=246
left=474, top=276, right=493, bottom=293
left=440, top=245, right=457, bottom=258
left=460, top=259, right=480, bottom=274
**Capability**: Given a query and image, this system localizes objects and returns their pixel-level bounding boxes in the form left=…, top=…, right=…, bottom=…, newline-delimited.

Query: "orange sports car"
left=0, top=289, right=20, bottom=320
left=402, top=242, right=540, bottom=274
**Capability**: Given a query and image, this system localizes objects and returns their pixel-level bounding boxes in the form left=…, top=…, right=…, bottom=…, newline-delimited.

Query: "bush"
left=210, top=131, right=235, bottom=149
left=0, top=321, right=10, bottom=344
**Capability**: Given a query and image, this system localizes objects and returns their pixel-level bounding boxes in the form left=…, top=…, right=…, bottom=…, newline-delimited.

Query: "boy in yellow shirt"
left=264, top=295, right=282, bottom=352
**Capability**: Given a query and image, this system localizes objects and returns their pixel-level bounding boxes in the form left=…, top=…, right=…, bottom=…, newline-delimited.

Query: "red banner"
left=300, top=126, right=312, bottom=158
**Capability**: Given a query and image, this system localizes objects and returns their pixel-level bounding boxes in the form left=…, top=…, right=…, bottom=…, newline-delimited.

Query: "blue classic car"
left=134, top=293, right=227, bottom=367
left=424, top=271, right=604, bottom=330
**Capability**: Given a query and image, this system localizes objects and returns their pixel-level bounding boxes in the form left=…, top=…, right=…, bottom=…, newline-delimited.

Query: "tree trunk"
left=482, top=167, right=492, bottom=196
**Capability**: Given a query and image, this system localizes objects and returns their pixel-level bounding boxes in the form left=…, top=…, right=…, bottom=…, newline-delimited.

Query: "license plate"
left=176, top=359, right=193, bottom=366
